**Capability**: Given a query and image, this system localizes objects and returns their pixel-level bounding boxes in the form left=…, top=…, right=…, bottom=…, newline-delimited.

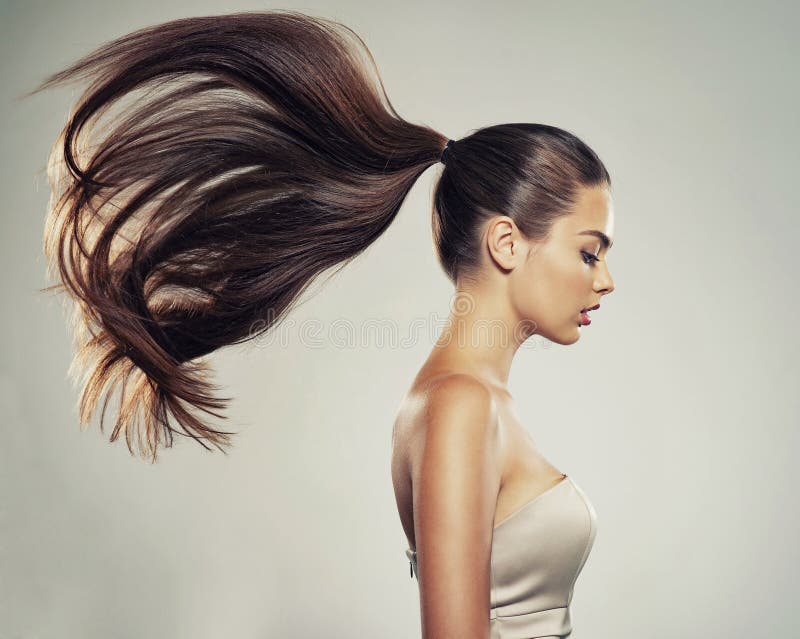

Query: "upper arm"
left=410, top=374, right=502, bottom=639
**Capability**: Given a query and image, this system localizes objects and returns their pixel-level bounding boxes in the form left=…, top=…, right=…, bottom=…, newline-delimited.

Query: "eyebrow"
left=578, top=230, right=613, bottom=250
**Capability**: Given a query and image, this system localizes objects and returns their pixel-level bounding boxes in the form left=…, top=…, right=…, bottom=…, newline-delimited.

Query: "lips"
left=579, top=303, right=599, bottom=326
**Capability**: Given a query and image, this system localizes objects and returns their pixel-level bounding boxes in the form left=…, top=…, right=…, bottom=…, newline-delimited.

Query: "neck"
left=429, top=283, right=534, bottom=388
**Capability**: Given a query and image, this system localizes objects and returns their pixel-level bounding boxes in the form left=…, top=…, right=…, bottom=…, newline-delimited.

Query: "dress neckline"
left=493, top=474, right=570, bottom=530
left=406, top=474, right=571, bottom=556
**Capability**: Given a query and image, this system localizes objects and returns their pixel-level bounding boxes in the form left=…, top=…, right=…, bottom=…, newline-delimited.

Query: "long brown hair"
left=26, top=10, right=610, bottom=462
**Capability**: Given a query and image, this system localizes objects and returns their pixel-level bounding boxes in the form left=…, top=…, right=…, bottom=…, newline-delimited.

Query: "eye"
left=581, top=250, right=600, bottom=266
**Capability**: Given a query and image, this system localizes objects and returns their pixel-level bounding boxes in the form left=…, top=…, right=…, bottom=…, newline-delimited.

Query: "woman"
left=393, top=174, right=613, bottom=638
left=29, top=9, right=614, bottom=638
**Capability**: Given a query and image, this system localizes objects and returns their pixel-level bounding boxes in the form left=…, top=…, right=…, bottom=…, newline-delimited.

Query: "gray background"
left=2, top=1, right=797, bottom=637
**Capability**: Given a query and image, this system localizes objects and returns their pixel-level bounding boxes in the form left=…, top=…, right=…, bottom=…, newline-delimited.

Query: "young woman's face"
left=510, top=185, right=616, bottom=345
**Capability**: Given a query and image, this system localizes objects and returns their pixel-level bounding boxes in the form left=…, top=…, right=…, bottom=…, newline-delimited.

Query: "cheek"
left=544, top=255, right=586, bottom=298
left=564, top=264, right=590, bottom=302
left=514, top=256, right=582, bottom=320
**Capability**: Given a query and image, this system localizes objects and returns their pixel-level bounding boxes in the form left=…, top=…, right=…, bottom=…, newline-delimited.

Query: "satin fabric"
left=405, top=474, right=597, bottom=639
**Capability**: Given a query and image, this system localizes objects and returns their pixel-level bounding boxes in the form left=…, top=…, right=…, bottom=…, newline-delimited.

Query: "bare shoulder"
left=391, top=371, right=503, bottom=501
left=399, top=372, right=499, bottom=441
left=422, top=372, right=498, bottom=427
left=408, top=372, right=502, bottom=481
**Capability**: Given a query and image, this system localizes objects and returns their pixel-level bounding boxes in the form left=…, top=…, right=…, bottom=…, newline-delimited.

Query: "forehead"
left=553, top=185, right=614, bottom=241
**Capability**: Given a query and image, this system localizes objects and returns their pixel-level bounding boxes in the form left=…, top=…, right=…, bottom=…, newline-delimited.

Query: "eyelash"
left=581, top=250, right=600, bottom=266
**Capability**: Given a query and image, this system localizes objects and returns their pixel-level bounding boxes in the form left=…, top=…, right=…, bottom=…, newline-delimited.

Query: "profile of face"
left=487, top=185, right=616, bottom=346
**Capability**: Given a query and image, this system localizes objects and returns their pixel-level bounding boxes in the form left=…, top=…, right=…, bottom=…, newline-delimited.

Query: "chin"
left=534, top=326, right=582, bottom=346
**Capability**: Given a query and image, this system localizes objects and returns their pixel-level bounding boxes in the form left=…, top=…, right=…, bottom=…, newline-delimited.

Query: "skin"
left=390, top=184, right=615, bottom=639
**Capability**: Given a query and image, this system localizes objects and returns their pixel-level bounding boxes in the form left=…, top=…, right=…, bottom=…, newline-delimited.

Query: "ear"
left=485, top=216, right=523, bottom=272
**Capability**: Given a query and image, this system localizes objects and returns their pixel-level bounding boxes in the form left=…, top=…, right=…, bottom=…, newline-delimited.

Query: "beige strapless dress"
left=405, top=474, right=597, bottom=639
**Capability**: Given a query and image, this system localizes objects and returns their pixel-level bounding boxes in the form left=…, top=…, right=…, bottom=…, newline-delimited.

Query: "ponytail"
left=28, top=10, right=446, bottom=462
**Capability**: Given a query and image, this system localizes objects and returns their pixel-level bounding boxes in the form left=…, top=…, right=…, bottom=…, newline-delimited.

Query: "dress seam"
left=494, top=604, right=568, bottom=619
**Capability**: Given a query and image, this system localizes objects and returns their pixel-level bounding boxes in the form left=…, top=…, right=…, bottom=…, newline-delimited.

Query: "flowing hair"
left=27, top=9, right=612, bottom=464
left=27, top=10, right=447, bottom=462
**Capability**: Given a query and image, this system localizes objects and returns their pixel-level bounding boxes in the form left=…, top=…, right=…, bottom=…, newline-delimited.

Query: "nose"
left=595, top=262, right=615, bottom=296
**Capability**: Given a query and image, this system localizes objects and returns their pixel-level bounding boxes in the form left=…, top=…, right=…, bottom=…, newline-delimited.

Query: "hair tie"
left=440, top=139, right=455, bottom=164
